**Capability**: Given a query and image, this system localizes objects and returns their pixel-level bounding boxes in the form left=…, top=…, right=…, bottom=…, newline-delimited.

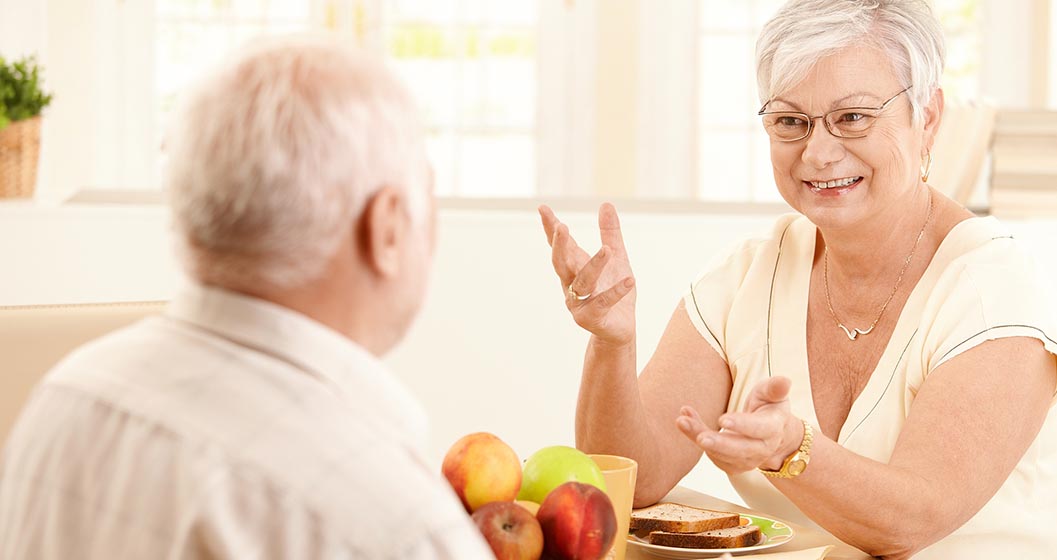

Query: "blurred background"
left=2, top=0, right=1056, bottom=503
left=2, top=0, right=1053, bottom=205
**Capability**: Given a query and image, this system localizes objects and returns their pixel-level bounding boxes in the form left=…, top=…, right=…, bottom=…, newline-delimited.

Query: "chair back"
left=0, top=301, right=166, bottom=445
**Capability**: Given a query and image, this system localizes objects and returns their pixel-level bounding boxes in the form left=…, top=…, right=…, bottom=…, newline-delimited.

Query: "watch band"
left=758, top=419, right=813, bottom=479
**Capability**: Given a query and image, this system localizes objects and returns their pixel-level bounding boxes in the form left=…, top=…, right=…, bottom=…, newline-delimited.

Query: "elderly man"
left=0, top=38, right=492, bottom=559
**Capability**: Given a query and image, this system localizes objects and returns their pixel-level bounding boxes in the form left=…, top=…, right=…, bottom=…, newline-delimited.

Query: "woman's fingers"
left=676, top=406, right=703, bottom=433
left=577, top=275, right=634, bottom=310
left=598, top=203, right=628, bottom=256
left=679, top=405, right=783, bottom=473
left=567, top=246, right=611, bottom=302
left=550, top=223, right=589, bottom=289
left=701, top=431, right=774, bottom=471
left=717, top=410, right=785, bottom=441
left=676, top=406, right=715, bottom=444
left=538, top=204, right=559, bottom=247
left=745, top=376, right=792, bottom=412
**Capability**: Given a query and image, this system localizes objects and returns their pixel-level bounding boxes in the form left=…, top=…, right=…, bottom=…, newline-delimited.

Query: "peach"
left=536, top=481, right=617, bottom=560
left=442, top=432, right=522, bottom=512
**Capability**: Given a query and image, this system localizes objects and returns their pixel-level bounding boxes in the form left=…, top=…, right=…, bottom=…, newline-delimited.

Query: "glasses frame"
left=757, top=86, right=913, bottom=142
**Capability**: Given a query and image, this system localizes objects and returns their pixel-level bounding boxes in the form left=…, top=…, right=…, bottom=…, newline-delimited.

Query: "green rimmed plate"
left=626, top=513, right=795, bottom=558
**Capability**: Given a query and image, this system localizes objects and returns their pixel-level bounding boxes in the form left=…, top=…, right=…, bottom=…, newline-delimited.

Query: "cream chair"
left=928, top=97, right=997, bottom=206
left=0, top=301, right=166, bottom=446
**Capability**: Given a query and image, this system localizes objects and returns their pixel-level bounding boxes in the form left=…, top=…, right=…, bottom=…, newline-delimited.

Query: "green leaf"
left=0, top=54, right=53, bottom=129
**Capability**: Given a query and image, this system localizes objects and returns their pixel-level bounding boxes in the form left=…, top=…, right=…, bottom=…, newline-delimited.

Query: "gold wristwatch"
left=758, top=419, right=813, bottom=479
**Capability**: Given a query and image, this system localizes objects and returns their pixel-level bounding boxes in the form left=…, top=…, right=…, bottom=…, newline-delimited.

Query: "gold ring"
left=567, top=284, right=591, bottom=301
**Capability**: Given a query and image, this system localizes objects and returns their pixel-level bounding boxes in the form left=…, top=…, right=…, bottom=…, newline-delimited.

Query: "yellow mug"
left=589, top=454, right=638, bottom=560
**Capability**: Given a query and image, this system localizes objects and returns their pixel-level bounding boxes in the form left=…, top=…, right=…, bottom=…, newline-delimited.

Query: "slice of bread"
left=647, top=525, right=763, bottom=549
left=629, top=503, right=741, bottom=533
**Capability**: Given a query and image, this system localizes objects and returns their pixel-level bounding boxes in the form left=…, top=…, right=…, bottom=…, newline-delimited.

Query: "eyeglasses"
left=758, top=86, right=912, bottom=142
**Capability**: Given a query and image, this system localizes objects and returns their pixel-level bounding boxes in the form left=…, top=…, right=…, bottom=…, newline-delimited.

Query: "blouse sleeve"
left=918, top=237, right=1057, bottom=382
left=682, top=215, right=798, bottom=362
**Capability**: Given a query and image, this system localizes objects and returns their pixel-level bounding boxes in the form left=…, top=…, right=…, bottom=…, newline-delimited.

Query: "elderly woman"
left=539, top=1, right=1057, bottom=558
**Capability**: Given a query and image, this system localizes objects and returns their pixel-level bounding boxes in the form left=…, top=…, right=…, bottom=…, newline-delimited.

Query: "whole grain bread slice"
left=629, top=503, right=741, bottom=533
left=647, top=524, right=762, bottom=549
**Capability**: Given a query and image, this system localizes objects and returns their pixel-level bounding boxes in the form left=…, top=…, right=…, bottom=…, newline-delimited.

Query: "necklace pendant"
left=838, top=324, right=873, bottom=341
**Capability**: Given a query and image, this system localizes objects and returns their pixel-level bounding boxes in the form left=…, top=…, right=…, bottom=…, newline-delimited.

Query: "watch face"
left=788, top=459, right=807, bottom=476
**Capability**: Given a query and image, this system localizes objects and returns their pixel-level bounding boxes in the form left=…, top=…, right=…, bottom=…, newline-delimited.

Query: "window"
left=153, top=0, right=542, bottom=197
left=695, top=0, right=785, bottom=203
left=934, top=0, right=982, bottom=99
left=384, top=1, right=538, bottom=196
left=155, top=0, right=316, bottom=188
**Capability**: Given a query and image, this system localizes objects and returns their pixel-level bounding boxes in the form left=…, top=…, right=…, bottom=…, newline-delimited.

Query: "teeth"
left=810, top=177, right=860, bottom=189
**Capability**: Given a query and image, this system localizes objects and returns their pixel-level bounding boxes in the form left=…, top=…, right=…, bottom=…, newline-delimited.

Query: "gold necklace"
left=823, top=192, right=934, bottom=341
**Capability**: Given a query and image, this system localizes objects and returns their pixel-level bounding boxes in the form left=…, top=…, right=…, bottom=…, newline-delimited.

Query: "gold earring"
left=920, top=151, right=933, bottom=183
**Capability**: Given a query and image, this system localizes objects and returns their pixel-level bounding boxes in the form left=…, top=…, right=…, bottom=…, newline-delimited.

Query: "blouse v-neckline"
left=767, top=214, right=999, bottom=445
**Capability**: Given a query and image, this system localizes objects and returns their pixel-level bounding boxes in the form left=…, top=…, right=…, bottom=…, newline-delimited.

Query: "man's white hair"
left=756, top=0, right=945, bottom=122
left=165, top=36, right=428, bottom=290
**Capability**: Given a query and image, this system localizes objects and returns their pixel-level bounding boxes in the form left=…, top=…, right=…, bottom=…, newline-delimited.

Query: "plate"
left=626, top=513, right=795, bottom=558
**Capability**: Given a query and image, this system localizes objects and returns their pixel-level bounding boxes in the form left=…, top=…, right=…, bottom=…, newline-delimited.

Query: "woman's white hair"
left=165, top=35, right=428, bottom=290
left=756, top=0, right=945, bottom=122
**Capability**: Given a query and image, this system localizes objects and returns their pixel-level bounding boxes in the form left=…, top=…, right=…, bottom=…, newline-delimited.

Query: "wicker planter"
left=0, top=116, right=42, bottom=199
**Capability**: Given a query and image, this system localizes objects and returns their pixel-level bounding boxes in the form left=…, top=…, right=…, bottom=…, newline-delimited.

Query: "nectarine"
left=442, top=432, right=522, bottom=512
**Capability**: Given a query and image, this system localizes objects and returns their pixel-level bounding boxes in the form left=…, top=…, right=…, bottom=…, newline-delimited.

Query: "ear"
left=358, top=186, right=410, bottom=278
left=920, top=87, right=944, bottom=154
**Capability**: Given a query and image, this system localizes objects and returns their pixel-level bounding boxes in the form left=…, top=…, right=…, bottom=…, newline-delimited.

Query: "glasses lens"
left=762, top=113, right=809, bottom=141
left=826, top=109, right=880, bottom=138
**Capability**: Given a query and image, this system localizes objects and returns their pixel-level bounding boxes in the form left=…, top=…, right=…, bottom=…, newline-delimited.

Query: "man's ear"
left=358, top=185, right=409, bottom=278
left=921, top=87, right=944, bottom=154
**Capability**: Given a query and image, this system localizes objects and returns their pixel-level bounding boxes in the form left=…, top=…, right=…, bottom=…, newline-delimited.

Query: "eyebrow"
left=768, top=91, right=886, bottom=111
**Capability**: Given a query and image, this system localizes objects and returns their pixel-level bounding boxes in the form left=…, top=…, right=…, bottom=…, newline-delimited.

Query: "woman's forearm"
left=776, top=437, right=955, bottom=558
left=575, top=334, right=640, bottom=451
left=575, top=335, right=676, bottom=505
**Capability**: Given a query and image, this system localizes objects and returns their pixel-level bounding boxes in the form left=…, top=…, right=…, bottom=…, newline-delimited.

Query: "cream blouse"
left=683, top=213, right=1057, bottom=559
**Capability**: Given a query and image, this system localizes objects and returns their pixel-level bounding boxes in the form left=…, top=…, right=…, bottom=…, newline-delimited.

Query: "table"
left=625, top=487, right=871, bottom=559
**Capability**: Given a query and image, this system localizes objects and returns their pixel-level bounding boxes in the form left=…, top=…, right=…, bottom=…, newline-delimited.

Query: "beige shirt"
left=685, top=214, right=1057, bottom=559
left=0, top=283, right=492, bottom=560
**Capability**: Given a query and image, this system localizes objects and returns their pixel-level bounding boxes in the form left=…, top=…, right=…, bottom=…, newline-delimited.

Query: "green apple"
left=517, top=445, right=607, bottom=504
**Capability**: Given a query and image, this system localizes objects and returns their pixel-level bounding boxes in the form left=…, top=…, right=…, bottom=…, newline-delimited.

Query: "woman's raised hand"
left=538, top=203, right=637, bottom=346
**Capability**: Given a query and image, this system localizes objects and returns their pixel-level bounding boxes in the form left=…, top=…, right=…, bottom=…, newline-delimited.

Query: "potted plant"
left=0, top=55, right=53, bottom=199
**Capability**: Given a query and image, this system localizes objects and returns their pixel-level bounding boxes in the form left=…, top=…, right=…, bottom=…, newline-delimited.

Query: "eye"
left=776, top=115, right=807, bottom=127
left=838, top=112, right=866, bottom=123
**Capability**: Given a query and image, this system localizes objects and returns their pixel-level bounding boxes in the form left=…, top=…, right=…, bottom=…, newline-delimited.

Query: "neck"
left=231, top=264, right=398, bottom=357
left=819, top=186, right=933, bottom=284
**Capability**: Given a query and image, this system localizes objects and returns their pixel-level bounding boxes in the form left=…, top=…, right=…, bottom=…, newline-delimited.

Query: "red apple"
left=471, top=501, right=545, bottom=560
left=536, top=481, right=617, bottom=560
left=442, top=432, right=522, bottom=512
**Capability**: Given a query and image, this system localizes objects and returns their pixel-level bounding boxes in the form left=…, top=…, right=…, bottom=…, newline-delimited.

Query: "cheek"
left=769, top=143, right=799, bottom=177
left=870, top=127, right=916, bottom=180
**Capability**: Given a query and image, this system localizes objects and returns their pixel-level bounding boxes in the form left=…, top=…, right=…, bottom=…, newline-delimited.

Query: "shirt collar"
left=166, top=280, right=429, bottom=446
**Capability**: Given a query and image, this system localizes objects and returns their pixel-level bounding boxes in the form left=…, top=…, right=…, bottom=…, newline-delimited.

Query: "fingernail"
left=719, top=417, right=733, bottom=429
left=677, top=418, right=691, bottom=430
left=699, top=435, right=716, bottom=447
left=623, top=277, right=634, bottom=288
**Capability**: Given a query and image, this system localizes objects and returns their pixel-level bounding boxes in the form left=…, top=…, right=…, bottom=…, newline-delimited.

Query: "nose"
left=800, top=118, right=845, bottom=170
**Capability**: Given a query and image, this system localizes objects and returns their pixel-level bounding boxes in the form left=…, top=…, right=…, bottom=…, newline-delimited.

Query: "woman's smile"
left=803, top=175, right=864, bottom=196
